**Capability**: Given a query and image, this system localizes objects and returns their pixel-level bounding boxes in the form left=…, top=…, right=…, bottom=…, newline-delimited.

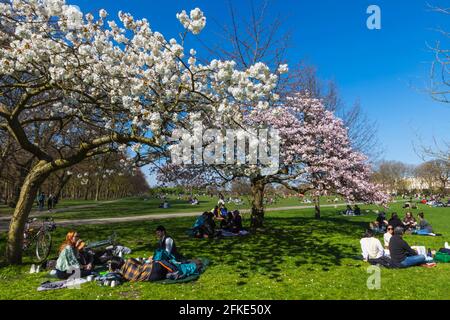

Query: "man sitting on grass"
left=360, top=229, right=385, bottom=263
left=389, top=227, right=426, bottom=268
left=155, top=225, right=184, bottom=261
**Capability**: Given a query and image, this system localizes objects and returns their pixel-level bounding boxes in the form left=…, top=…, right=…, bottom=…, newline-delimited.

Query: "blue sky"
left=68, top=0, right=450, bottom=185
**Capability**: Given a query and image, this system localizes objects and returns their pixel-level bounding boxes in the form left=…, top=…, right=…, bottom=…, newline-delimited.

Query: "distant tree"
left=415, top=159, right=450, bottom=195
left=427, top=3, right=449, bottom=104
left=372, top=161, right=414, bottom=194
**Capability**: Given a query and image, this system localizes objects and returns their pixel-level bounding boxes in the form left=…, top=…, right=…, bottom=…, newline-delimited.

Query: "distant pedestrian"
left=37, top=192, right=45, bottom=211
left=47, top=194, right=55, bottom=211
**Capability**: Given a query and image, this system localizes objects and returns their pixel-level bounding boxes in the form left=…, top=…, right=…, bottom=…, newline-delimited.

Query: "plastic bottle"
left=427, top=248, right=432, bottom=257
left=29, top=264, right=36, bottom=274
left=445, top=242, right=449, bottom=249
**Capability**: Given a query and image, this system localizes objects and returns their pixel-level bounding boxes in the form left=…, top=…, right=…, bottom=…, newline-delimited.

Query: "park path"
left=0, top=201, right=367, bottom=232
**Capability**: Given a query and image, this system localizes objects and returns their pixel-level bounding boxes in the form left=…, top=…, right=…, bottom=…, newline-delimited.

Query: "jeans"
left=400, top=255, right=426, bottom=267
left=413, top=229, right=432, bottom=235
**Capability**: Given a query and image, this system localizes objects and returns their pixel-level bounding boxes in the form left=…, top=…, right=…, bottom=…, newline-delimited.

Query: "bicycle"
left=23, top=217, right=56, bottom=263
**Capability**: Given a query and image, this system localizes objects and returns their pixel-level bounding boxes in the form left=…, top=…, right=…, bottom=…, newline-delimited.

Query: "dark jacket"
left=388, top=235, right=418, bottom=264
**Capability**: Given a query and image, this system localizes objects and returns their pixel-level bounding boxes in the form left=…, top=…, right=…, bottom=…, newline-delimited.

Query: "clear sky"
left=68, top=0, right=450, bottom=185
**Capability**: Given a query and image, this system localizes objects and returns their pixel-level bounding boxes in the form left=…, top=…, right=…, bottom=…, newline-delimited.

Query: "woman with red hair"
left=55, top=231, right=93, bottom=279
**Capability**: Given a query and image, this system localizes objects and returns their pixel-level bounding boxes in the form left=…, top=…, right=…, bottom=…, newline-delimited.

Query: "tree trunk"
left=250, top=177, right=266, bottom=229
left=8, top=159, right=34, bottom=208
left=54, top=174, right=72, bottom=205
left=95, top=178, right=101, bottom=201
left=6, top=163, right=51, bottom=264
left=314, top=195, right=321, bottom=219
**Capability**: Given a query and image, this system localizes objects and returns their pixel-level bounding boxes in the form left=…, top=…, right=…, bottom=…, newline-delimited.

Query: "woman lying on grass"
left=413, top=212, right=436, bottom=236
left=119, top=256, right=204, bottom=282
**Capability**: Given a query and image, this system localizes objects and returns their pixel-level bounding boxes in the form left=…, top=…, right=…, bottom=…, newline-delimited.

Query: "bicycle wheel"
left=35, top=231, right=52, bottom=263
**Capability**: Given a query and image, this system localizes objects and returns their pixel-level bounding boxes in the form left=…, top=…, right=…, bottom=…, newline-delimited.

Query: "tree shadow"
left=174, top=214, right=369, bottom=284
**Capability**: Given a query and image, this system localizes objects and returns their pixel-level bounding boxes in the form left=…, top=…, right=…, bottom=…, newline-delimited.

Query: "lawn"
left=0, top=200, right=449, bottom=300
left=0, top=199, right=104, bottom=216
left=3, top=195, right=350, bottom=221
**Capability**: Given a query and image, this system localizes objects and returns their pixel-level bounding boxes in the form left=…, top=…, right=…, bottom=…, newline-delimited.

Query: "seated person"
left=55, top=231, right=93, bottom=280
left=360, top=229, right=385, bottom=263
left=193, top=212, right=215, bottom=238
left=383, top=225, right=394, bottom=249
left=220, top=211, right=234, bottom=230
left=370, top=212, right=388, bottom=233
left=343, top=205, right=354, bottom=216
left=402, top=202, right=411, bottom=209
left=219, top=205, right=228, bottom=218
left=230, top=210, right=243, bottom=233
left=354, top=205, right=361, bottom=216
left=191, top=197, right=199, bottom=205
left=212, top=206, right=221, bottom=219
left=413, top=212, right=435, bottom=236
left=159, top=200, right=170, bottom=208
left=388, top=213, right=404, bottom=230
left=402, top=212, right=417, bottom=231
left=389, top=227, right=426, bottom=268
left=155, top=225, right=183, bottom=261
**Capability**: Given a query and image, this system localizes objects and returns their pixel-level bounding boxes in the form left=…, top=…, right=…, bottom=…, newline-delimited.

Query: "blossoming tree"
left=157, top=93, right=389, bottom=227
left=0, top=0, right=280, bottom=263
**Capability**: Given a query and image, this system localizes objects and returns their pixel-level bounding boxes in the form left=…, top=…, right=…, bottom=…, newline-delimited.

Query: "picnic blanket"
left=219, top=229, right=250, bottom=237
left=37, top=278, right=88, bottom=291
left=155, top=258, right=210, bottom=284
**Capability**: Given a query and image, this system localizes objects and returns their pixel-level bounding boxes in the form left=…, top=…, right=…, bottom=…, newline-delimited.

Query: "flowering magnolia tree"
left=0, top=0, right=280, bottom=263
left=158, top=93, right=389, bottom=227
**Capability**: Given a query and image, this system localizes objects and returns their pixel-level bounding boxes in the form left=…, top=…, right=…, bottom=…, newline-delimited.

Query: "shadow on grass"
left=0, top=211, right=370, bottom=283
left=173, top=213, right=368, bottom=284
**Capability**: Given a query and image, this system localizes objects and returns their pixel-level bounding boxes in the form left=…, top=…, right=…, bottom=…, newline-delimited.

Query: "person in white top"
left=218, top=194, right=225, bottom=206
left=383, top=225, right=394, bottom=249
left=360, top=229, right=385, bottom=262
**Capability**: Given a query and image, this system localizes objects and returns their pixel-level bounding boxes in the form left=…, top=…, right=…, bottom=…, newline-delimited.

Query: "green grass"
left=0, top=200, right=449, bottom=300
left=16, top=195, right=346, bottom=221
left=0, top=199, right=104, bottom=216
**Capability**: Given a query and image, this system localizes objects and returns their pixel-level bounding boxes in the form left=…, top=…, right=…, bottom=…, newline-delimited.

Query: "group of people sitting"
left=191, top=205, right=244, bottom=238
left=189, top=197, right=199, bottom=205
left=158, top=199, right=170, bottom=208
left=370, top=211, right=436, bottom=236
left=342, top=205, right=361, bottom=216
left=54, top=226, right=203, bottom=283
left=360, top=227, right=433, bottom=268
